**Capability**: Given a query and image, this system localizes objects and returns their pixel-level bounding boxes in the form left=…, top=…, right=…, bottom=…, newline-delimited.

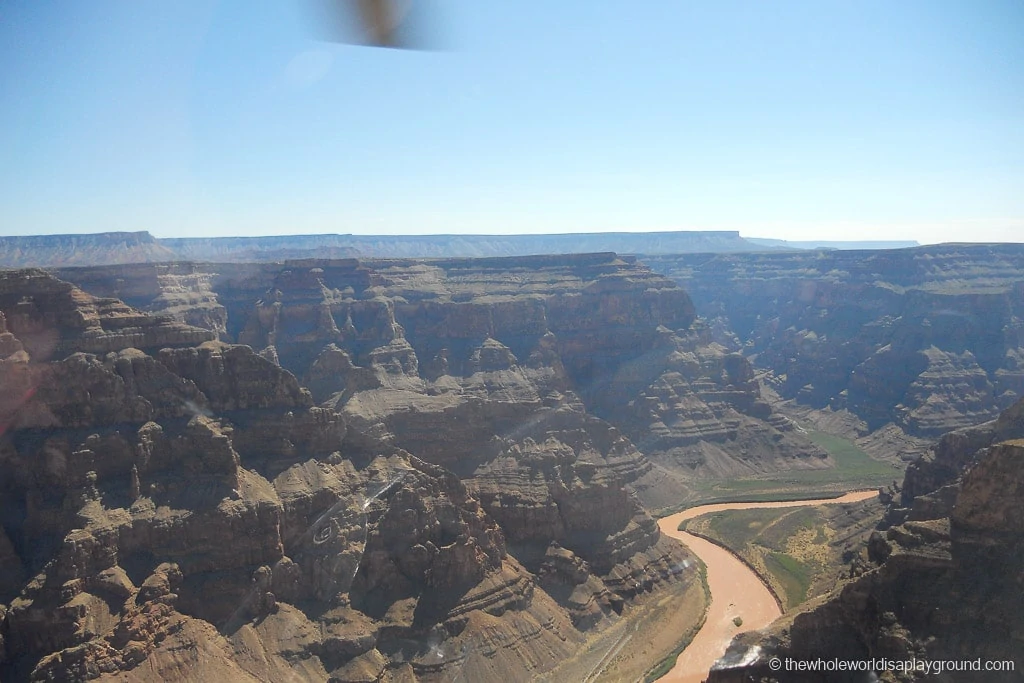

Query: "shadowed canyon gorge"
left=0, top=242, right=1022, bottom=682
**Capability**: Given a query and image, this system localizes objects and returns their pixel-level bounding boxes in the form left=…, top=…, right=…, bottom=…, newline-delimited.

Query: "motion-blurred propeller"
left=306, top=0, right=442, bottom=50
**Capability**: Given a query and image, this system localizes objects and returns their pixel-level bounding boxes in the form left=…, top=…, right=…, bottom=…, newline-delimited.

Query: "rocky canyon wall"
left=55, top=255, right=830, bottom=499
left=0, top=268, right=692, bottom=682
left=1, top=257, right=771, bottom=682
left=646, top=244, right=1024, bottom=438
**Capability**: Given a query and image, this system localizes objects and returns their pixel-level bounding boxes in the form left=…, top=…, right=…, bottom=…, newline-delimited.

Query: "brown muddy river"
left=656, top=490, right=879, bottom=682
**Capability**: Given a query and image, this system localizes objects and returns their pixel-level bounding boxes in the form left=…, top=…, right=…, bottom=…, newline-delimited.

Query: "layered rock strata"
left=0, top=267, right=709, bottom=682
left=646, top=244, right=1024, bottom=438
left=55, top=255, right=834, bottom=502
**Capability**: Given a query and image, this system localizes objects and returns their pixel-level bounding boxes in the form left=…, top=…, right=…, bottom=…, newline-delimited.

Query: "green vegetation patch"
left=678, top=493, right=884, bottom=611
left=764, top=551, right=812, bottom=607
left=756, top=507, right=820, bottom=551
left=681, top=504, right=857, bottom=609
left=687, top=430, right=898, bottom=506
left=681, top=508, right=781, bottom=545
left=805, top=431, right=896, bottom=479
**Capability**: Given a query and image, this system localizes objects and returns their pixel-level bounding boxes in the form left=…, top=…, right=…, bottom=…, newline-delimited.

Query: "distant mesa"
left=0, top=231, right=178, bottom=267
left=0, top=230, right=922, bottom=268
left=745, top=237, right=921, bottom=250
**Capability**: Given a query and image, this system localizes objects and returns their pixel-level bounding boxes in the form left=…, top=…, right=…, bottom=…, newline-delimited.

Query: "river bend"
left=656, top=491, right=879, bottom=682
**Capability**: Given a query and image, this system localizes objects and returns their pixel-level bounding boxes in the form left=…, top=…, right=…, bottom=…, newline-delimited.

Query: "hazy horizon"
left=0, top=226, right=929, bottom=246
left=2, top=1, right=1022, bottom=244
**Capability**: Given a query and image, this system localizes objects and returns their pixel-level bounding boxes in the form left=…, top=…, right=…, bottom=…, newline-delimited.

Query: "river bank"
left=537, top=577, right=708, bottom=683
left=655, top=490, right=878, bottom=682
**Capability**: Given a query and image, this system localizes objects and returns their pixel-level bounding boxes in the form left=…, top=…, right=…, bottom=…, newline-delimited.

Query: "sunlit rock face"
left=0, top=270, right=599, bottom=682
left=57, top=254, right=831, bottom=495
left=1, top=264, right=719, bottom=682
left=0, top=269, right=215, bottom=358
left=706, top=398, right=1024, bottom=683
left=646, top=244, right=1024, bottom=438
left=13, top=250, right=892, bottom=680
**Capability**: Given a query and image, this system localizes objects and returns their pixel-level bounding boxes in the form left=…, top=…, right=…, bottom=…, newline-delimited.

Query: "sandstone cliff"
left=55, top=255, right=834, bottom=505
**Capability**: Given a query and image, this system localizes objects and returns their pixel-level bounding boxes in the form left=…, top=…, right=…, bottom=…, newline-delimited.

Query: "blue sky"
left=1, top=1, right=1022, bottom=243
